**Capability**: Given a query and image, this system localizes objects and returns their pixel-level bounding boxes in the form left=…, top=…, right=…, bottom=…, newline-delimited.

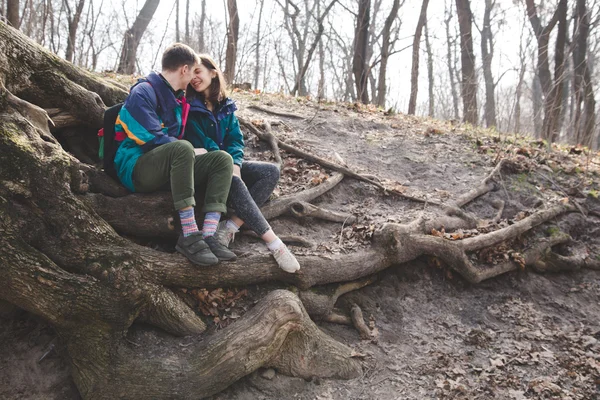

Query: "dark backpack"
left=98, top=103, right=124, bottom=180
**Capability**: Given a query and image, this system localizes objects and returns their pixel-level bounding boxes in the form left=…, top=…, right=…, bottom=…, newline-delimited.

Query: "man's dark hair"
left=161, top=43, right=198, bottom=71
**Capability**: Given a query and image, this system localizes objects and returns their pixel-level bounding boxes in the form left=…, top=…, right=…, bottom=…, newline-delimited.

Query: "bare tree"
left=425, top=20, right=434, bottom=117
left=289, top=0, right=337, bottom=96
left=407, top=0, right=429, bottom=114
left=514, top=16, right=530, bottom=134
left=185, top=0, right=190, bottom=43
left=225, top=0, right=239, bottom=84
left=353, top=0, right=370, bottom=103
left=480, top=0, right=497, bottom=128
left=572, top=0, right=596, bottom=147
left=444, top=0, right=459, bottom=120
left=253, top=0, right=265, bottom=90
left=198, top=0, right=206, bottom=52
left=64, top=0, right=86, bottom=63
left=7, top=0, right=18, bottom=27
left=175, top=0, right=179, bottom=42
left=117, top=0, right=160, bottom=75
left=375, top=0, right=401, bottom=107
left=455, top=0, right=478, bottom=124
left=526, top=0, right=568, bottom=143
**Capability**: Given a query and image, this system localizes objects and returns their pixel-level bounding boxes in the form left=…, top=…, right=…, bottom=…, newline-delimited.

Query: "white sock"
left=225, top=219, right=240, bottom=232
left=266, top=238, right=283, bottom=252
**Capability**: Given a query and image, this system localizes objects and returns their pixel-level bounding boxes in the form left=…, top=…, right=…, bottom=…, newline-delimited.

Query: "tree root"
left=247, top=104, right=305, bottom=120
left=289, top=201, right=357, bottom=223
left=350, top=304, right=372, bottom=340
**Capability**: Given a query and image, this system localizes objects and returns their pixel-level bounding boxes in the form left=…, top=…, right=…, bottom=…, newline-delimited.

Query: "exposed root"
left=289, top=201, right=357, bottom=223
left=247, top=104, right=305, bottom=120
left=450, top=160, right=504, bottom=208
left=261, top=172, right=344, bottom=220
left=350, top=303, right=371, bottom=340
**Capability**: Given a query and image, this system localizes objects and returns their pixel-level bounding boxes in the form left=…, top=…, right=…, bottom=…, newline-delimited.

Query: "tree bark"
left=480, top=0, right=497, bottom=128
left=408, top=0, right=429, bottom=115
left=374, top=0, right=401, bottom=107
left=117, top=0, right=160, bottom=75
left=455, top=0, right=478, bottom=124
left=225, top=0, right=239, bottom=85
left=353, top=0, right=370, bottom=104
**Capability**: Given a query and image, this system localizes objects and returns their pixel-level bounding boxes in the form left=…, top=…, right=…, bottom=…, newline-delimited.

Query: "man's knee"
left=169, top=140, right=195, bottom=158
left=212, top=150, right=233, bottom=170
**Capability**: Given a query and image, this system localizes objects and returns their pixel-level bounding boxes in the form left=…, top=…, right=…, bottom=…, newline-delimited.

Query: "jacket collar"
left=188, top=96, right=237, bottom=120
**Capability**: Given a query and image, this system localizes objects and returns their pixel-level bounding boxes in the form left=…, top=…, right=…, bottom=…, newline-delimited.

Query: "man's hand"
left=233, top=164, right=241, bottom=178
left=194, top=148, right=208, bottom=156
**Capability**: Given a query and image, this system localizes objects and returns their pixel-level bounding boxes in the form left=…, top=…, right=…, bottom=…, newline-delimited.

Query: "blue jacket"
left=114, top=72, right=189, bottom=191
left=185, top=97, right=244, bottom=166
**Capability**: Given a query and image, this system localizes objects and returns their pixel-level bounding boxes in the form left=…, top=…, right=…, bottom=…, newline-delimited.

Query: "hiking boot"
left=271, top=243, right=300, bottom=273
left=176, top=233, right=218, bottom=266
left=214, top=221, right=236, bottom=248
left=204, top=235, right=237, bottom=261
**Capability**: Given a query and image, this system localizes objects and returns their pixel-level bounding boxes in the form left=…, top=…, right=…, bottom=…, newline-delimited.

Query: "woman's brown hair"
left=187, top=54, right=228, bottom=107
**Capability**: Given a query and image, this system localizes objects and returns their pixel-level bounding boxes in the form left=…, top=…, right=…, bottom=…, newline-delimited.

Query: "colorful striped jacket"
left=114, top=72, right=190, bottom=191
left=184, top=97, right=244, bottom=166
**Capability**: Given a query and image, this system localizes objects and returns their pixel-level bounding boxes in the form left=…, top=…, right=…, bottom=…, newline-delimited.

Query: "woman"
left=184, top=54, right=300, bottom=273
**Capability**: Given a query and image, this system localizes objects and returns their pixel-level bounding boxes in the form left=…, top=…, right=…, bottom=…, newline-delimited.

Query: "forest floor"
left=1, top=91, right=599, bottom=399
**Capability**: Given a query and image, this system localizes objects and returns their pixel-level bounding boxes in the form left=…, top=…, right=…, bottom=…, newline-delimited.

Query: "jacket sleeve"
left=185, top=116, right=220, bottom=152
left=225, top=115, right=244, bottom=166
left=116, top=83, right=177, bottom=152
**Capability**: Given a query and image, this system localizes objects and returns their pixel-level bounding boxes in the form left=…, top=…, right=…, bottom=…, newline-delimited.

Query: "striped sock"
left=202, top=212, right=221, bottom=238
left=179, top=208, right=199, bottom=237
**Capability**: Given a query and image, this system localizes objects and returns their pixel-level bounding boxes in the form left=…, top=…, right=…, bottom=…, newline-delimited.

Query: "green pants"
left=132, top=140, right=233, bottom=212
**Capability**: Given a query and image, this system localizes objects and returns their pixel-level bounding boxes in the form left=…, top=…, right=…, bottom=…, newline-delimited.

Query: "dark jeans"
left=227, top=161, right=280, bottom=236
left=132, top=140, right=233, bottom=212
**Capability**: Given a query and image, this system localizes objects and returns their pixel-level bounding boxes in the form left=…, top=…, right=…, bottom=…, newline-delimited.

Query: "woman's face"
left=191, top=63, right=216, bottom=94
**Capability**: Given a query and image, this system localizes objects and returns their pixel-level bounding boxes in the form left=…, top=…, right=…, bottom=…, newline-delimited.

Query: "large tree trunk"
left=224, top=0, right=239, bottom=85
left=480, top=0, right=497, bottom=128
left=455, top=0, right=478, bottom=124
left=117, top=0, right=160, bottom=75
left=353, top=0, right=370, bottom=104
left=375, top=0, right=401, bottom=108
left=407, top=0, right=429, bottom=115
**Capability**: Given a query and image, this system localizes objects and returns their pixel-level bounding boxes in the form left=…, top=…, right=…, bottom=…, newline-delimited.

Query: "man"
left=114, top=43, right=235, bottom=266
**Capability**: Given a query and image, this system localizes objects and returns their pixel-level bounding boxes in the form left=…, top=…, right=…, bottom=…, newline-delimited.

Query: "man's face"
left=179, top=63, right=196, bottom=89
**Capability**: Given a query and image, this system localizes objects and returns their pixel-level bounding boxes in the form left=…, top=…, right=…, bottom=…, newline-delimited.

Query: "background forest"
left=1, top=0, right=598, bottom=148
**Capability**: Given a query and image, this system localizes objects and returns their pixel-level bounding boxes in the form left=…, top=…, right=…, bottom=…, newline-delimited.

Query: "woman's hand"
left=194, top=148, right=208, bottom=156
left=233, top=164, right=241, bottom=178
